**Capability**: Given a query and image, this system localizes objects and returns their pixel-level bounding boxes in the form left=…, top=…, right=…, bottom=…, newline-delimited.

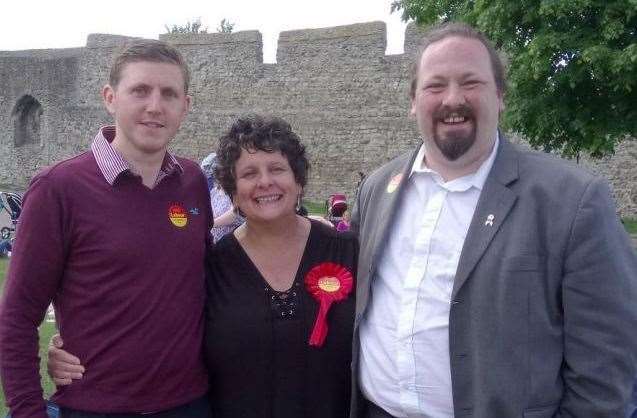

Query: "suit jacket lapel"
left=370, top=150, right=419, bottom=265
left=356, top=147, right=419, bottom=319
left=452, top=137, right=520, bottom=299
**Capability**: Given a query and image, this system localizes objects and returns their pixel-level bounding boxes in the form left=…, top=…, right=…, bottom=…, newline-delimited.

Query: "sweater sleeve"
left=0, top=174, right=68, bottom=418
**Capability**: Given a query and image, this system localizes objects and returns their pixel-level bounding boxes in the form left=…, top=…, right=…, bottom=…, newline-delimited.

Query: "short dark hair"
left=214, top=114, right=309, bottom=198
left=109, top=39, right=191, bottom=93
left=410, top=22, right=507, bottom=98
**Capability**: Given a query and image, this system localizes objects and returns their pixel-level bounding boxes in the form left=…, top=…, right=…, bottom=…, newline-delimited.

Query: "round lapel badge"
left=168, top=204, right=188, bottom=228
left=386, top=173, right=402, bottom=194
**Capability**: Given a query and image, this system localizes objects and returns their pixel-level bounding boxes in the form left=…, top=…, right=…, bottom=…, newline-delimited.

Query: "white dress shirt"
left=359, top=136, right=499, bottom=417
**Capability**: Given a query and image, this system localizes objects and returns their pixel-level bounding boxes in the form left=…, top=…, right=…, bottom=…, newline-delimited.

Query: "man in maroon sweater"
left=0, top=40, right=212, bottom=417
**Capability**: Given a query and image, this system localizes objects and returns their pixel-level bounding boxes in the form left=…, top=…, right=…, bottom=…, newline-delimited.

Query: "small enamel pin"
left=386, top=173, right=403, bottom=194
left=484, top=214, right=495, bottom=227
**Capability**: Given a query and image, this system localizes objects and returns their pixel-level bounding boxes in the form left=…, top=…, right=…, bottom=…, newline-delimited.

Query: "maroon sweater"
left=0, top=151, right=211, bottom=417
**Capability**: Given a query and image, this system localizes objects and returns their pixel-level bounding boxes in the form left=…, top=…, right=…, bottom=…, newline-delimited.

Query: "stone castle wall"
left=1, top=22, right=635, bottom=216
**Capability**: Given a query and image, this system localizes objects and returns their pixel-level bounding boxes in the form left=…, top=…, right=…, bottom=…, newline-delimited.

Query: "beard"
left=432, top=104, right=476, bottom=161
left=433, top=125, right=476, bottom=161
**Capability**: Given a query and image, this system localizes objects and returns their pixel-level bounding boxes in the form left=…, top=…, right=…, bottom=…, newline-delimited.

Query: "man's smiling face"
left=411, top=36, right=504, bottom=167
left=102, top=61, right=190, bottom=159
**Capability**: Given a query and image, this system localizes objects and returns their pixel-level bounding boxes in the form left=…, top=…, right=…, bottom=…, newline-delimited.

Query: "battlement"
left=86, top=34, right=140, bottom=48
left=0, top=21, right=634, bottom=216
left=0, top=21, right=419, bottom=65
left=160, top=30, right=262, bottom=46
left=277, top=21, right=387, bottom=64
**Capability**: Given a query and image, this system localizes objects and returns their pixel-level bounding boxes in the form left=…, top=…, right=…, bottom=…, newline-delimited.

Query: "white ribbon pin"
left=484, top=214, right=495, bottom=227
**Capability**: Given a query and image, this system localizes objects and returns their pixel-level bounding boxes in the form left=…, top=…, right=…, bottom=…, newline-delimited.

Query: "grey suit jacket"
left=350, top=137, right=637, bottom=418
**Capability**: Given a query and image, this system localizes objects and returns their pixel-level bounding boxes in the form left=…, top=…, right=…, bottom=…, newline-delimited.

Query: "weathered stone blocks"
left=0, top=22, right=635, bottom=216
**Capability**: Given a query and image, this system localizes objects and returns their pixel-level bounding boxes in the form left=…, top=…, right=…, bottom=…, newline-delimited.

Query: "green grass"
left=302, top=199, right=326, bottom=216
left=0, top=257, right=57, bottom=416
left=0, top=258, right=7, bottom=295
left=623, top=218, right=637, bottom=235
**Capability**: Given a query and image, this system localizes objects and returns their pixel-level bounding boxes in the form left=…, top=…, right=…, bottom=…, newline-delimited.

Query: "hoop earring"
left=234, top=205, right=245, bottom=218
left=231, top=195, right=245, bottom=218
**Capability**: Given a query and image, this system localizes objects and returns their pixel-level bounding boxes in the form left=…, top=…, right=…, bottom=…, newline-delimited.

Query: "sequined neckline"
left=267, top=283, right=301, bottom=321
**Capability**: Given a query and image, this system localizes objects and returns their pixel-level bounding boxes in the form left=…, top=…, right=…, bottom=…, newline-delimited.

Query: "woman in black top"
left=207, top=220, right=356, bottom=418
left=46, top=114, right=357, bottom=418
left=207, top=114, right=357, bottom=418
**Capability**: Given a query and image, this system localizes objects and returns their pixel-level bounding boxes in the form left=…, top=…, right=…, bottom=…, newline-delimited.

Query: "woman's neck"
left=235, top=214, right=312, bottom=292
left=236, top=214, right=308, bottom=246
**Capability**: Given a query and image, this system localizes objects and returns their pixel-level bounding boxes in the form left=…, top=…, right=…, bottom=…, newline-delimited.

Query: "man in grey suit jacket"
left=350, top=22, right=637, bottom=418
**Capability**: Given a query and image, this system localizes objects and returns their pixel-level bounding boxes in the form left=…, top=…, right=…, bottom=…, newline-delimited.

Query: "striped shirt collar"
left=91, top=126, right=183, bottom=187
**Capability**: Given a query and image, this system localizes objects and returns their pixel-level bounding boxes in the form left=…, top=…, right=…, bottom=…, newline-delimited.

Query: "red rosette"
left=304, top=262, right=353, bottom=347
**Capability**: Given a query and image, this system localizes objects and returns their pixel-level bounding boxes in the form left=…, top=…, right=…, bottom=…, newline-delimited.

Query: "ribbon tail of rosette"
left=309, top=299, right=333, bottom=347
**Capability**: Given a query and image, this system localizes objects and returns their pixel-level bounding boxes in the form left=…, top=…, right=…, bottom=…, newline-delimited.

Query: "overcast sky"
left=1, top=0, right=408, bottom=62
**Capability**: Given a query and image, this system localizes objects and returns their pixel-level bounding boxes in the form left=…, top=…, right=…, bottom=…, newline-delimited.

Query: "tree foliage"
left=165, top=18, right=208, bottom=35
left=391, top=0, right=637, bottom=157
left=164, top=18, right=235, bottom=35
left=217, top=18, right=235, bottom=34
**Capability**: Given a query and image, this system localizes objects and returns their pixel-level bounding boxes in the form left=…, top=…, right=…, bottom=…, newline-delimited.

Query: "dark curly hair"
left=214, top=114, right=309, bottom=198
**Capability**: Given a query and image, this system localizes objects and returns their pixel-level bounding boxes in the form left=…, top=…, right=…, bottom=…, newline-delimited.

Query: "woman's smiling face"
left=233, top=148, right=302, bottom=224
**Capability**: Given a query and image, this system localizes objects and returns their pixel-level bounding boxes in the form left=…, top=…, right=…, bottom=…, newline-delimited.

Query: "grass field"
left=0, top=257, right=57, bottom=416
left=302, top=199, right=326, bottom=216
left=623, top=218, right=637, bottom=235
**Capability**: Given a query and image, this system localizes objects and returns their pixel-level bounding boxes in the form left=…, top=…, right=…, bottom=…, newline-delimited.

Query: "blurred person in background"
left=201, top=152, right=244, bottom=242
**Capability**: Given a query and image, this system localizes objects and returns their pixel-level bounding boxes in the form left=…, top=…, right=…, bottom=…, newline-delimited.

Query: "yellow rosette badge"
left=318, top=276, right=341, bottom=292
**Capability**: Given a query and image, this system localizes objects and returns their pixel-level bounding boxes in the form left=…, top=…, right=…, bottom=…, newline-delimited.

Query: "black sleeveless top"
left=204, top=220, right=358, bottom=418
